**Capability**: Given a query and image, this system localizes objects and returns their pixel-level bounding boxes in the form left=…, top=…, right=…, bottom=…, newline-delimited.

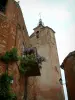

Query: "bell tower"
left=29, top=19, right=65, bottom=100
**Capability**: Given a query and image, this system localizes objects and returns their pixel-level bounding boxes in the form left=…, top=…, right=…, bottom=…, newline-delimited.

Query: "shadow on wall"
left=0, top=0, right=8, bottom=13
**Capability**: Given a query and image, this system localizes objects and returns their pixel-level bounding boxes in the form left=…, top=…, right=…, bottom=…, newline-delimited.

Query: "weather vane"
left=17, top=1, right=20, bottom=4
left=39, top=12, right=42, bottom=19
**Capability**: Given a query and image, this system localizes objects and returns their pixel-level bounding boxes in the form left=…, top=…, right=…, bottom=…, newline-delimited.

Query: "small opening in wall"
left=23, top=26, right=24, bottom=30
left=36, top=31, right=39, bottom=38
left=17, top=23, right=21, bottom=29
left=59, top=78, right=63, bottom=85
left=0, top=0, right=8, bottom=13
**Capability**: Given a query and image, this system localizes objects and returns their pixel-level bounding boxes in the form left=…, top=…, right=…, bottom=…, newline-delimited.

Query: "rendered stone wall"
left=29, top=26, right=65, bottom=100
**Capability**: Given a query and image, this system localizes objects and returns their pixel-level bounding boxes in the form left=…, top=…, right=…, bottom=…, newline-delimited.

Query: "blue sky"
left=16, top=0, right=75, bottom=99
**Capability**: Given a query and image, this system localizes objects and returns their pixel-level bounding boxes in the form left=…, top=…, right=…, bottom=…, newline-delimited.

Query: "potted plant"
left=19, top=47, right=45, bottom=76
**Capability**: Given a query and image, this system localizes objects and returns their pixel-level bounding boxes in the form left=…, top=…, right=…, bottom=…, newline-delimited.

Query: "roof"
left=30, top=26, right=55, bottom=38
left=29, top=32, right=35, bottom=38
left=33, top=25, right=45, bottom=30
left=30, top=25, right=45, bottom=38
left=60, top=51, right=75, bottom=69
left=45, top=26, right=55, bottom=33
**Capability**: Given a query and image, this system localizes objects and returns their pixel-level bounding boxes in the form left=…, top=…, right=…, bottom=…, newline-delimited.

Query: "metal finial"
left=17, top=1, right=20, bottom=4
left=39, top=12, right=41, bottom=19
left=38, top=13, right=44, bottom=26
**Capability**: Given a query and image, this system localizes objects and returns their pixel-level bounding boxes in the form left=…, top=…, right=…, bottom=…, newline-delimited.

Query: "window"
left=23, top=26, right=24, bottom=30
left=36, top=31, right=39, bottom=38
left=17, top=23, right=21, bottom=29
left=0, top=0, right=8, bottom=13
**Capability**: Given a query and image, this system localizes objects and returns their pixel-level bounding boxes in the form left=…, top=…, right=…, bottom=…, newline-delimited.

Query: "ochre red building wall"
left=61, top=52, right=75, bottom=100
left=0, top=0, right=30, bottom=100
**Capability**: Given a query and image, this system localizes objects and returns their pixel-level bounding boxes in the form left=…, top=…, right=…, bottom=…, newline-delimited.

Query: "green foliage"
left=0, top=48, right=18, bottom=64
left=8, top=48, right=18, bottom=62
left=0, top=48, right=18, bottom=99
left=19, top=54, right=37, bottom=75
left=21, top=54, right=36, bottom=65
left=0, top=73, right=17, bottom=100
left=0, top=72, right=13, bottom=84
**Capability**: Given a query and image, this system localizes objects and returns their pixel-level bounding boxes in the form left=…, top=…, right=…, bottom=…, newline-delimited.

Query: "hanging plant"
left=19, top=47, right=45, bottom=76
left=0, top=48, right=18, bottom=100
left=0, top=48, right=19, bottom=64
left=19, top=54, right=38, bottom=75
left=0, top=73, right=17, bottom=100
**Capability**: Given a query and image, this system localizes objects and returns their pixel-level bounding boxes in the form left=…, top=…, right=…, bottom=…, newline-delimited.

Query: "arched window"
left=36, top=31, right=39, bottom=38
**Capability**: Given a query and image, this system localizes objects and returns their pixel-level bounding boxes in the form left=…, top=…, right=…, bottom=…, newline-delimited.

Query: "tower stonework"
left=29, top=20, right=65, bottom=100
